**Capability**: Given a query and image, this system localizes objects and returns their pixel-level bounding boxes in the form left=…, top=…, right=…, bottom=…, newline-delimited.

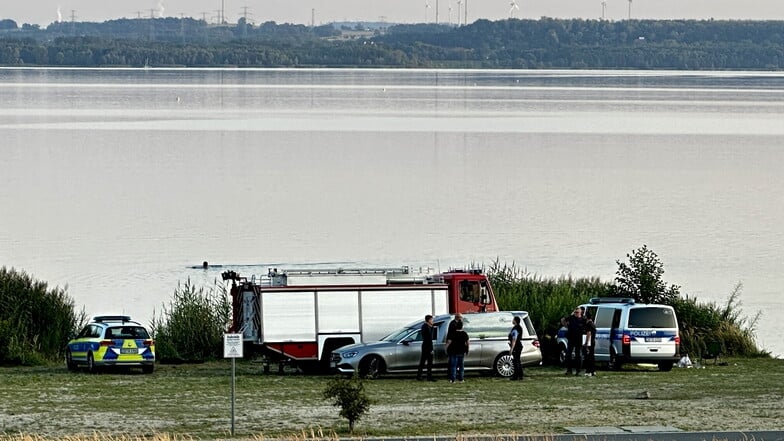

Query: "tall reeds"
left=0, top=266, right=86, bottom=365
left=150, top=279, right=232, bottom=363
left=487, top=260, right=614, bottom=361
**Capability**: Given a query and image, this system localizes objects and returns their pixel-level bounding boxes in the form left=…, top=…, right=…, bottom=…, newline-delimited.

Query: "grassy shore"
left=1, top=358, right=782, bottom=439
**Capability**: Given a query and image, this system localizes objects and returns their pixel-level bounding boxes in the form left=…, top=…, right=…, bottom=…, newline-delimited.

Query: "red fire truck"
left=222, top=266, right=499, bottom=372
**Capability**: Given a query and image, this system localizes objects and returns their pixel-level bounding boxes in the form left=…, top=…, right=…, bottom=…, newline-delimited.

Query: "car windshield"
left=380, top=326, right=418, bottom=342
left=628, top=307, right=677, bottom=328
left=105, top=326, right=150, bottom=339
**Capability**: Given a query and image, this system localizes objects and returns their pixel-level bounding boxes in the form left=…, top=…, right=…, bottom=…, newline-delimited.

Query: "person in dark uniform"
left=583, top=312, right=597, bottom=377
left=417, top=315, right=436, bottom=381
left=446, top=320, right=469, bottom=383
left=445, top=312, right=463, bottom=379
left=561, top=307, right=586, bottom=376
left=508, top=316, right=525, bottom=380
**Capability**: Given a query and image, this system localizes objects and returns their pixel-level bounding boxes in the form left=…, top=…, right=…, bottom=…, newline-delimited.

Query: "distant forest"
left=1, top=17, right=783, bottom=69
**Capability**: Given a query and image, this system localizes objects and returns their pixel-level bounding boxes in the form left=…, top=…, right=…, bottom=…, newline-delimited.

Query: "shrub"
left=0, top=266, right=86, bottom=365
left=150, top=279, right=232, bottom=363
left=323, top=374, right=372, bottom=433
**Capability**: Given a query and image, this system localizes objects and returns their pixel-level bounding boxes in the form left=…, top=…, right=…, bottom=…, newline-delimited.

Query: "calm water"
left=1, top=67, right=782, bottom=357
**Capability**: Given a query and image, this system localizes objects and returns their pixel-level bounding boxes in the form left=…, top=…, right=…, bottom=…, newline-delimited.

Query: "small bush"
left=323, top=374, right=372, bottom=433
left=150, top=279, right=232, bottom=363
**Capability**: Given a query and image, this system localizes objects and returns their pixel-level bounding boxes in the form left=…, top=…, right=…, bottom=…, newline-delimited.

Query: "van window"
left=629, top=307, right=677, bottom=328
left=594, top=308, right=616, bottom=328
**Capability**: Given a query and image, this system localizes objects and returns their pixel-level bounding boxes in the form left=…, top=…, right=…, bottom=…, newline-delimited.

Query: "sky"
left=2, top=0, right=784, bottom=27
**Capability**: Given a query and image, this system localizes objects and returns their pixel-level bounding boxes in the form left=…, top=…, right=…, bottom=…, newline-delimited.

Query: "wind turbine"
left=627, top=0, right=632, bottom=19
left=448, top=0, right=453, bottom=25
left=601, top=0, right=607, bottom=20
left=425, top=0, right=431, bottom=22
left=456, top=0, right=462, bottom=25
left=509, top=0, right=520, bottom=18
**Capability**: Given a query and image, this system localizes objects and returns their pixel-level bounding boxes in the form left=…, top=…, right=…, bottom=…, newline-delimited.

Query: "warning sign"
left=223, top=333, right=244, bottom=358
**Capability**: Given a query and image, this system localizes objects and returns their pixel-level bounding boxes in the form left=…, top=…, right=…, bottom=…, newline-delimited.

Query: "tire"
left=558, top=344, right=568, bottom=367
left=358, top=355, right=384, bottom=379
left=658, top=361, right=673, bottom=372
left=65, top=350, right=77, bottom=372
left=608, top=350, right=622, bottom=371
left=142, top=364, right=155, bottom=374
left=87, top=352, right=98, bottom=374
left=494, top=352, right=515, bottom=378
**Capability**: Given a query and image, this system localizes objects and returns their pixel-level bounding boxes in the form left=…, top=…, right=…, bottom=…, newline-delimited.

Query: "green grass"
left=2, top=358, right=783, bottom=439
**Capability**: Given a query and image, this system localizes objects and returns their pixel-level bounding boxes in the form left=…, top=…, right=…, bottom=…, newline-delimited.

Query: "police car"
left=65, top=315, right=155, bottom=374
left=557, top=298, right=680, bottom=371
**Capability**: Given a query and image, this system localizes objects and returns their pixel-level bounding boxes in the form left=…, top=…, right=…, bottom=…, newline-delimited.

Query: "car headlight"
left=341, top=351, right=359, bottom=358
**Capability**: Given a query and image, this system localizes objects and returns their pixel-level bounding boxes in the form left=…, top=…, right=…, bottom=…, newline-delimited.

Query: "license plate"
left=645, top=337, right=661, bottom=342
left=121, top=348, right=137, bottom=354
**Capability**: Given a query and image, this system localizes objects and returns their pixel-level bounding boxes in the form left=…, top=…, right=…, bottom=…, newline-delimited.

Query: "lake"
left=1, top=67, right=782, bottom=357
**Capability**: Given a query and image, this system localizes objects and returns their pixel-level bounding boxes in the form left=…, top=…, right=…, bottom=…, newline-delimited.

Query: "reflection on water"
left=1, top=68, right=782, bottom=357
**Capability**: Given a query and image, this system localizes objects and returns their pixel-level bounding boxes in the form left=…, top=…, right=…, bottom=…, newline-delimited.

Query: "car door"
left=394, top=328, right=425, bottom=371
left=431, top=321, right=448, bottom=369
left=72, top=325, right=97, bottom=362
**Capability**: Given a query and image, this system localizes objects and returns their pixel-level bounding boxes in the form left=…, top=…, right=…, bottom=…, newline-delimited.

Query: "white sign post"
left=224, top=333, right=243, bottom=436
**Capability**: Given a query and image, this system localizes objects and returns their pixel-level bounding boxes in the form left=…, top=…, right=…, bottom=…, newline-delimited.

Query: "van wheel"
left=558, top=344, right=568, bottom=367
left=494, top=353, right=514, bottom=377
left=359, top=355, right=384, bottom=379
left=608, top=350, right=622, bottom=371
left=658, top=361, right=673, bottom=372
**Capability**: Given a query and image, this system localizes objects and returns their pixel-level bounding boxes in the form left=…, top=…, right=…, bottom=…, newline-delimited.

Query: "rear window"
left=463, top=313, right=517, bottom=339
left=628, top=307, right=677, bottom=328
left=105, top=326, right=150, bottom=339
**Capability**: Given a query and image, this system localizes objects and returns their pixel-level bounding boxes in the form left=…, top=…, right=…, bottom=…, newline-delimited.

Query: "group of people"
left=416, top=313, right=527, bottom=382
left=561, top=306, right=597, bottom=377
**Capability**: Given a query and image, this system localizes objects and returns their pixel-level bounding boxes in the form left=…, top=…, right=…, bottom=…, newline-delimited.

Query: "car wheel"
left=87, top=352, right=98, bottom=374
left=65, top=350, right=77, bottom=371
left=494, top=352, right=514, bottom=377
left=608, top=350, right=622, bottom=371
left=359, top=355, right=384, bottom=379
left=658, top=361, right=673, bottom=372
left=142, top=364, right=155, bottom=374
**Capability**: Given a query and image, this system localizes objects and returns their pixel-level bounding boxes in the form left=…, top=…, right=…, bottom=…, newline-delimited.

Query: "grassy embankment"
left=2, top=358, right=782, bottom=439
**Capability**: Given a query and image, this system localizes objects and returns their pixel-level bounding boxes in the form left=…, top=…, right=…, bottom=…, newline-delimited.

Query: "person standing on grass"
left=417, top=314, right=436, bottom=382
left=583, top=311, right=596, bottom=377
left=561, top=306, right=586, bottom=376
left=508, top=316, right=525, bottom=380
left=445, top=312, right=463, bottom=379
left=446, top=320, right=469, bottom=383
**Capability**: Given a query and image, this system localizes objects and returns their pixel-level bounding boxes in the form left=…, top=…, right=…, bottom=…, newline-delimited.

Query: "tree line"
left=1, top=17, right=784, bottom=69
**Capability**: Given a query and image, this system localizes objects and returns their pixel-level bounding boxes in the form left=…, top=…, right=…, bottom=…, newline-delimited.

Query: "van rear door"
left=627, top=306, right=679, bottom=358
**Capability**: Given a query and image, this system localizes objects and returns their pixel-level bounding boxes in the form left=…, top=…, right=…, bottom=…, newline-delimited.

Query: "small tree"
left=615, top=245, right=680, bottom=305
left=323, top=374, right=372, bottom=433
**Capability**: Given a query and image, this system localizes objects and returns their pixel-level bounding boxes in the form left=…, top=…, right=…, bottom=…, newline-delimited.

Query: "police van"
left=558, top=297, right=680, bottom=371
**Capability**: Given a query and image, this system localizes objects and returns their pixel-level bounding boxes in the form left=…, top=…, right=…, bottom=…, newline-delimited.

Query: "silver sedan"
left=330, top=311, right=542, bottom=378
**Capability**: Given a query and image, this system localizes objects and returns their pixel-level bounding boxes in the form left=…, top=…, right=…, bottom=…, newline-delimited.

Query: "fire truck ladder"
left=276, top=266, right=412, bottom=276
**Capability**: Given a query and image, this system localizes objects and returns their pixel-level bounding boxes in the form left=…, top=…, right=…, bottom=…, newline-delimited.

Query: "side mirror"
left=401, top=340, right=411, bottom=346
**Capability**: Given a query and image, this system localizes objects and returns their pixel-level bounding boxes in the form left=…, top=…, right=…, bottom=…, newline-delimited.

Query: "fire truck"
left=221, top=266, right=499, bottom=372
